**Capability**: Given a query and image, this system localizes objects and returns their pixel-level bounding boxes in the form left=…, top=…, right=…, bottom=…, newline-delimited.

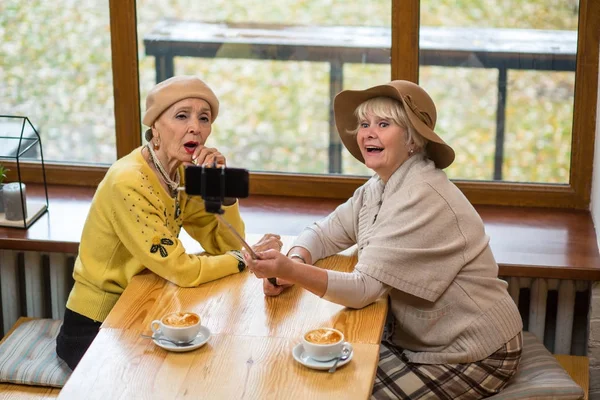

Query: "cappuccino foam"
left=162, top=312, right=200, bottom=327
left=304, top=328, right=342, bottom=345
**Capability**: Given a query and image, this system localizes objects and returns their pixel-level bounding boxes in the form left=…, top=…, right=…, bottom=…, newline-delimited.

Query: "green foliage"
left=0, top=0, right=580, bottom=183
left=1, top=1, right=115, bottom=164
left=421, top=0, right=578, bottom=29
left=0, top=164, right=9, bottom=185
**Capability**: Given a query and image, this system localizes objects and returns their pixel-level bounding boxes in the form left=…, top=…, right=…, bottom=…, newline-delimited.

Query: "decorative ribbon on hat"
left=402, top=95, right=433, bottom=128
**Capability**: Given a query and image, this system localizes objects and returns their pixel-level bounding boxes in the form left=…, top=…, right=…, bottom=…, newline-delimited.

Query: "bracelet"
left=227, top=250, right=246, bottom=272
left=288, top=253, right=307, bottom=264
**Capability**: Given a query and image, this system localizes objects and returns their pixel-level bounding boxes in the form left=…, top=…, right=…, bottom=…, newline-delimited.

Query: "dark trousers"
left=56, top=308, right=101, bottom=370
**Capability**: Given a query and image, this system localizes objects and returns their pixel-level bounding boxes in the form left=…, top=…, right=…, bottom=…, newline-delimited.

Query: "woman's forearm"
left=280, top=260, right=328, bottom=297
left=287, top=246, right=313, bottom=265
left=323, top=270, right=390, bottom=309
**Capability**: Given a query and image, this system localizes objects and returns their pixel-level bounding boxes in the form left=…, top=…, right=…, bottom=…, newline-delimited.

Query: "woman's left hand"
left=263, top=277, right=293, bottom=296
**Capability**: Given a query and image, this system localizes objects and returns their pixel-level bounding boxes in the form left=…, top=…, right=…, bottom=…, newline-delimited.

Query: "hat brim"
left=334, top=84, right=455, bottom=169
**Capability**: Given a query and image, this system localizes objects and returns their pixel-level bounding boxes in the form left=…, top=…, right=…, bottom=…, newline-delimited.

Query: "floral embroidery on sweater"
left=150, top=236, right=174, bottom=257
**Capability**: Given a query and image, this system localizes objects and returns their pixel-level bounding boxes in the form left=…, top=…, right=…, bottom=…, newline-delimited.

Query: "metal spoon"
left=140, top=334, right=193, bottom=346
left=328, top=347, right=351, bottom=373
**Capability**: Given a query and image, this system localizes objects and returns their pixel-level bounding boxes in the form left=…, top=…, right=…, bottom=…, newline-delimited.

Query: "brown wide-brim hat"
left=142, top=76, right=220, bottom=142
left=333, top=80, right=455, bottom=169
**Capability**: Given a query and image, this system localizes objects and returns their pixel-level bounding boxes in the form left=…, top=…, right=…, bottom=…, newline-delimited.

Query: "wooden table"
left=58, top=236, right=387, bottom=399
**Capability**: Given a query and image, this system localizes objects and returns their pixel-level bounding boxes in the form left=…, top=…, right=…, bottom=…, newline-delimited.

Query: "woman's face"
left=356, top=113, right=411, bottom=182
left=152, top=98, right=212, bottom=166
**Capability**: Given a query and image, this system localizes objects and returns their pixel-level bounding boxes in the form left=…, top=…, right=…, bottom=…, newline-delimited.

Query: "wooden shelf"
left=0, top=201, right=47, bottom=229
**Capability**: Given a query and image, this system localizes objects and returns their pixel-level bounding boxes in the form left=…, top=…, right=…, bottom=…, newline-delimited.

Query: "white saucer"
left=292, top=343, right=353, bottom=370
left=152, top=326, right=211, bottom=353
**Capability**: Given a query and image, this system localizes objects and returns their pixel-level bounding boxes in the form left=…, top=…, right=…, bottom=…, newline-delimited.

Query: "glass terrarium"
left=0, top=115, right=49, bottom=229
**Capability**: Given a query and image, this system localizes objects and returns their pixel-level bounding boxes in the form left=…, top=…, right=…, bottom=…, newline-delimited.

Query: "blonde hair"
left=350, top=97, right=428, bottom=150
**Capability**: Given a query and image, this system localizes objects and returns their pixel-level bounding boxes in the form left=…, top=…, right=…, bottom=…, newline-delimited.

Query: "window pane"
left=137, top=1, right=390, bottom=177
left=419, top=0, right=578, bottom=183
left=0, top=1, right=116, bottom=164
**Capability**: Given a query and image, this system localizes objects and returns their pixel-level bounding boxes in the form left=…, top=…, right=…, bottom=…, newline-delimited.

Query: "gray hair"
left=350, top=97, right=428, bottom=150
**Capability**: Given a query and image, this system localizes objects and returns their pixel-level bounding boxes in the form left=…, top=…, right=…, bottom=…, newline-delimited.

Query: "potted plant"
left=0, top=164, right=9, bottom=213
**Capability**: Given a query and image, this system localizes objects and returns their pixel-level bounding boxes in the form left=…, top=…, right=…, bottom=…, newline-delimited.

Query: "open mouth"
left=183, top=141, right=199, bottom=154
left=365, top=145, right=384, bottom=154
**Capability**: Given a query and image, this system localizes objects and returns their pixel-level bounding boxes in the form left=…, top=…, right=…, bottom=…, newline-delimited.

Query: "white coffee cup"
left=302, top=327, right=351, bottom=362
left=150, top=311, right=202, bottom=343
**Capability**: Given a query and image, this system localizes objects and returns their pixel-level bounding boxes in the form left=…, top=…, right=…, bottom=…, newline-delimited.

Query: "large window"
left=420, top=0, right=577, bottom=184
left=136, top=0, right=388, bottom=177
left=1, top=1, right=115, bottom=164
left=3, top=0, right=598, bottom=209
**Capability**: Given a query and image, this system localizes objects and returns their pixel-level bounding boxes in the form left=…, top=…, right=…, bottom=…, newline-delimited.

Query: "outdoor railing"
left=144, top=21, right=577, bottom=179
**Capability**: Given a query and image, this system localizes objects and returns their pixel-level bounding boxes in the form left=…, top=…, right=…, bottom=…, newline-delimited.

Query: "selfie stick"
left=215, top=214, right=279, bottom=287
left=197, top=163, right=279, bottom=287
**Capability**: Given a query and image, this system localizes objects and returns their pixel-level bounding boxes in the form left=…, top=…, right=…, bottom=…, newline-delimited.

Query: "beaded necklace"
left=147, top=143, right=181, bottom=218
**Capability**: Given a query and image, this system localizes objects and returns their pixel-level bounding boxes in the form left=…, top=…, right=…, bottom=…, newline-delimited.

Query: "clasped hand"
left=250, top=233, right=283, bottom=254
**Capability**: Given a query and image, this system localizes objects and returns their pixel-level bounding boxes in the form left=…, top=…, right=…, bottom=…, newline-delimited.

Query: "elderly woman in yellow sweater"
left=246, top=81, right=523, bottom=399
left=56, top=76, right=282, bottom=370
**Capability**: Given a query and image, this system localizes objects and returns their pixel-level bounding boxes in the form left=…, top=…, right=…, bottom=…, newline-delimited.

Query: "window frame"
left=7, top=0, right=598, bottom=209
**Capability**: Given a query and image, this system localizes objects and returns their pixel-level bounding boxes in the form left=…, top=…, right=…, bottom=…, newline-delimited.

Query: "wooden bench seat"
left=0, top=385, right=59, bottom=400
left=0, top=318, right=61, bottom=400
left=555, top=355, right=589, bottom=400
left=489, top=332, right=588, bottom=399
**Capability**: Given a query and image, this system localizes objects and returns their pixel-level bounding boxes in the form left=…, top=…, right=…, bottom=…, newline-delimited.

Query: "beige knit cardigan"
left=293, top=154, right=523, bottom=364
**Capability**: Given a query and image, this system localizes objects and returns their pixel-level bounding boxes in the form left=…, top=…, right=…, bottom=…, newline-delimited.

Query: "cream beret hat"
left=143, top=76, right=220, bottom=141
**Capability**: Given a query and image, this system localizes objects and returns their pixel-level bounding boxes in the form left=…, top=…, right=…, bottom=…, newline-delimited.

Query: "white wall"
left=593, top=43, right=600, bottom=249
left=588, top=58, right=600, bottom=396
left=590, top=88, right=600, bottom=397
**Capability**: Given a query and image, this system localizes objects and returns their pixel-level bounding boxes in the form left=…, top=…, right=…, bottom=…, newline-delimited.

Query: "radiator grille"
left=503, top=276, right=590, bottom=355
left=0, top=250, right=75, bottom=335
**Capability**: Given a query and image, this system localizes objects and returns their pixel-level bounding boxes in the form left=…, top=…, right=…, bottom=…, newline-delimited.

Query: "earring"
left=153, top=138, right=160, bottom=150
left=408, top=148, right=415, bottom=156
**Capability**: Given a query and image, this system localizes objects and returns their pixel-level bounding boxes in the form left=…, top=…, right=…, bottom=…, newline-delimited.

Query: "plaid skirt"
left=371, top=332, right=523, bottom=400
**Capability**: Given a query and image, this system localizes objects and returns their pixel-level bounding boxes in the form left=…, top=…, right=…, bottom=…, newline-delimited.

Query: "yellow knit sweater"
left=66, top=147, right=245, bottom=322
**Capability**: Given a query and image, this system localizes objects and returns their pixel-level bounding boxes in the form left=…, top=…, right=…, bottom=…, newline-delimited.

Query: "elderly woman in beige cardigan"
left=246, top=80, right=523, bottom=399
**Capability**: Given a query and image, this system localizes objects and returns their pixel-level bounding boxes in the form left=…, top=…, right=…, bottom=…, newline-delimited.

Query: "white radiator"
left=0, top=250, right=591, bottom=355
left=0, top=250, right=75, bottom=336
left=503, top=276, right=590, bottom=356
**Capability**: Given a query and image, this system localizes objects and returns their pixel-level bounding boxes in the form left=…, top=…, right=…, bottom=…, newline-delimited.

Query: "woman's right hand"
left=250, top=233, right=283, bottom=254
left=191, top=145, right=227, bottom=167
left=245, top=249, right=290, bottom=280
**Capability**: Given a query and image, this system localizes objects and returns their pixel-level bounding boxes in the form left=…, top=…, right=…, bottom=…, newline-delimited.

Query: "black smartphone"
left=184, top=166, right=250, bottom=199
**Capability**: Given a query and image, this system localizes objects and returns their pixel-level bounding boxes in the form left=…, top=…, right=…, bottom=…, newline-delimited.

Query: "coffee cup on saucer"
left=302, top=327, right=350, bottom=362
left=150, top=311, right=202, bottom=344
